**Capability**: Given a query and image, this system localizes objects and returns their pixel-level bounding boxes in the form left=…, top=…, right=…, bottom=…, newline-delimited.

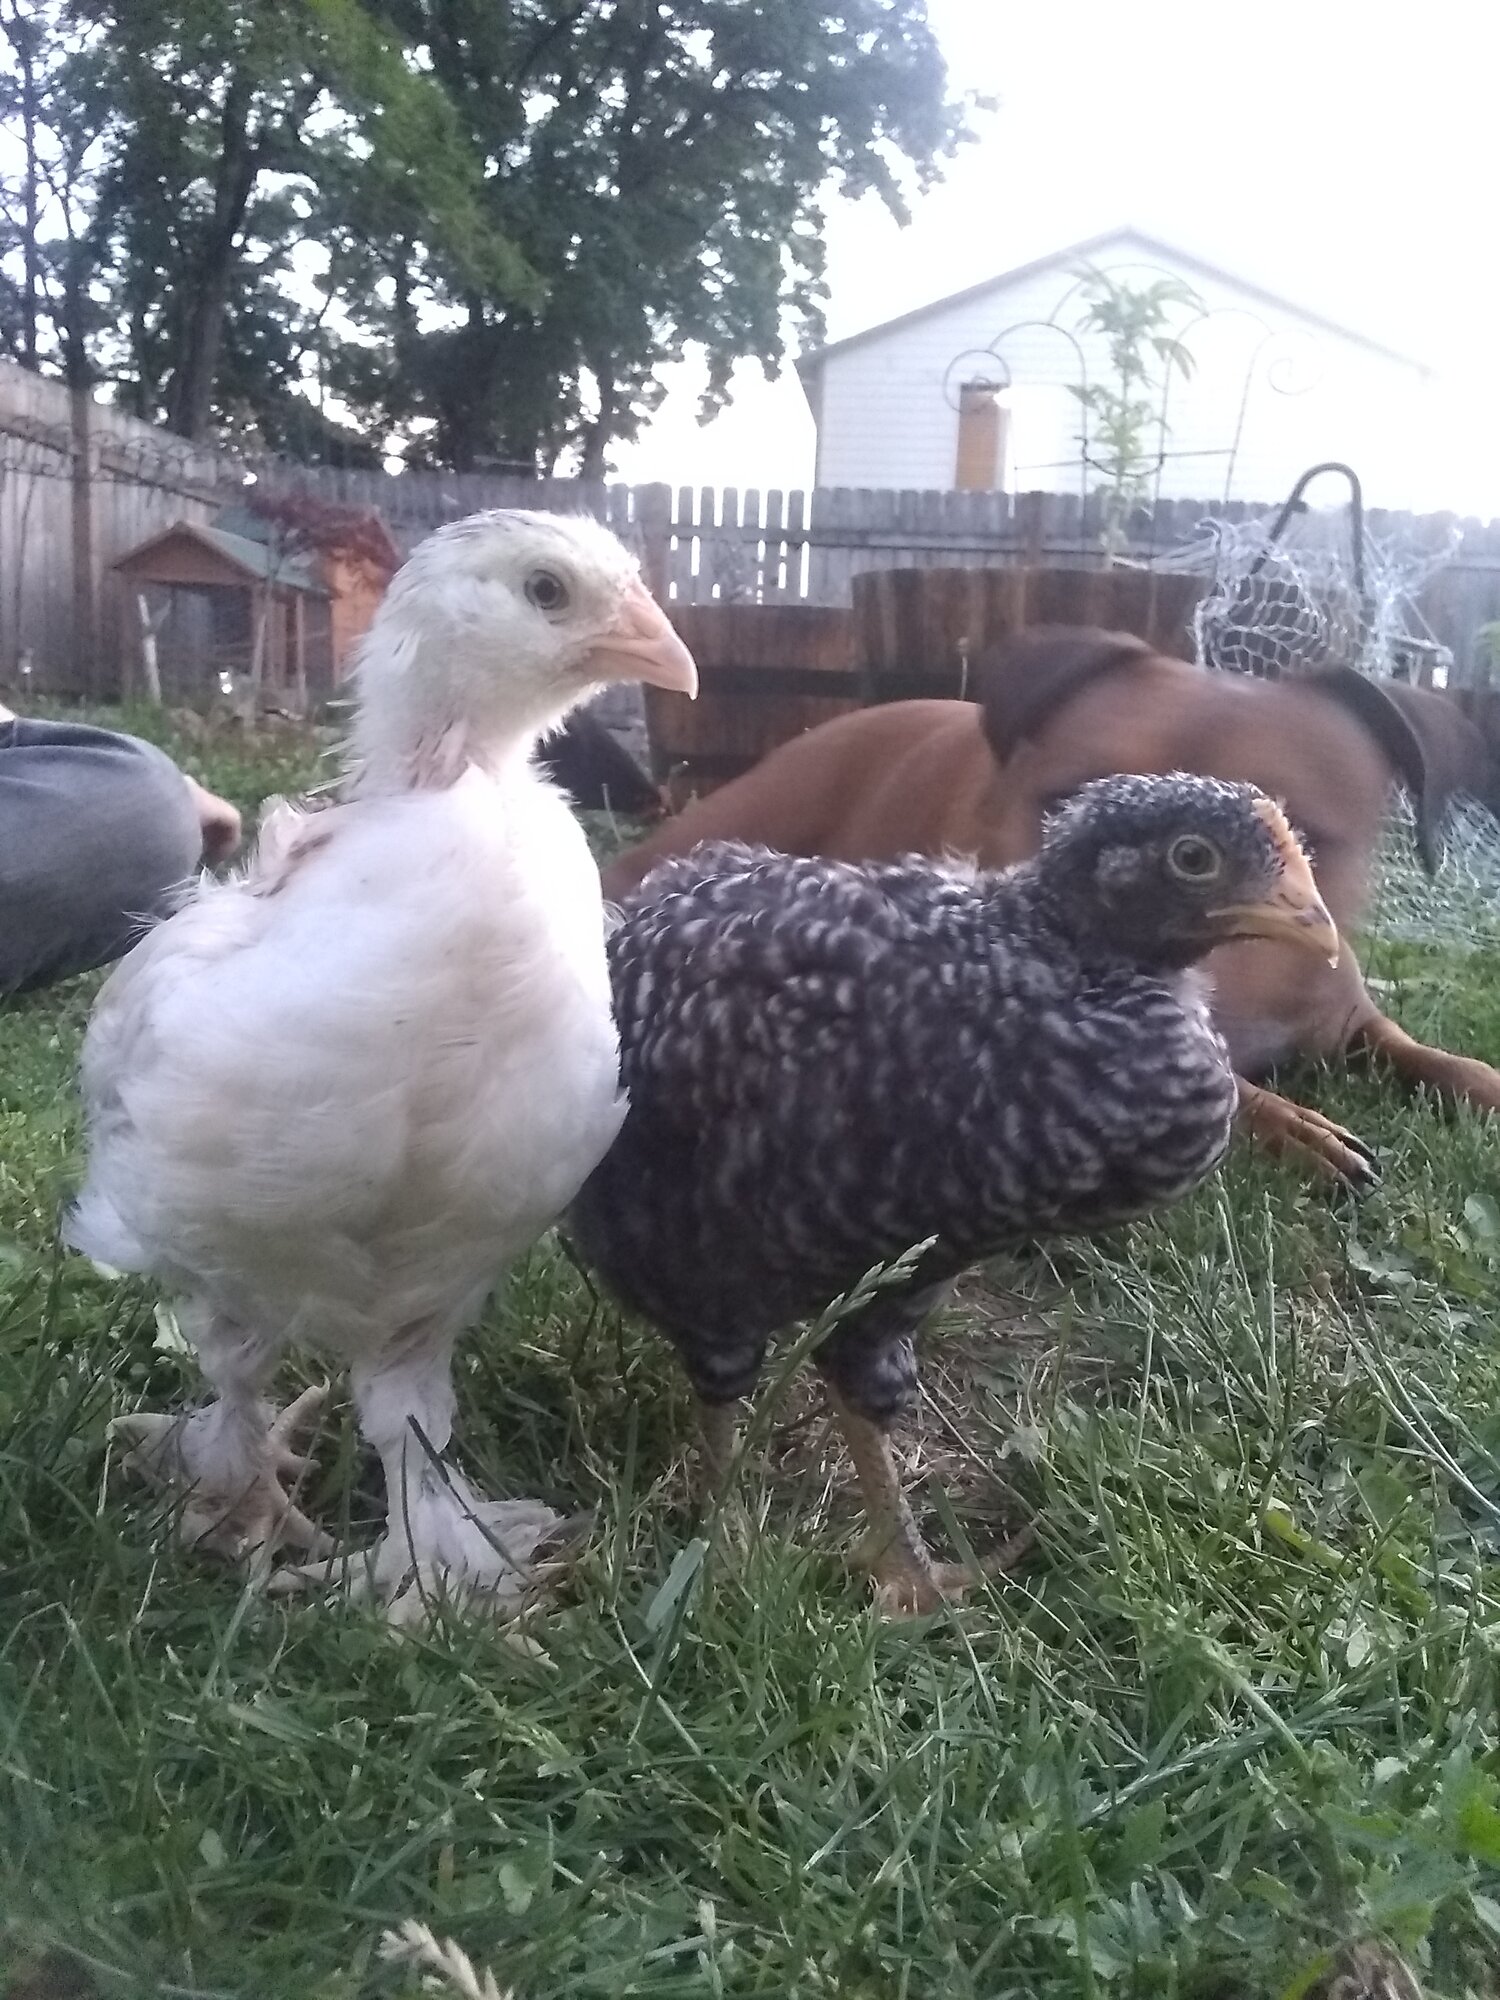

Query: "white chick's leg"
left=111, top=1311, right=330, bottom=1566
left=275, top=1323, right=573, bottom=1626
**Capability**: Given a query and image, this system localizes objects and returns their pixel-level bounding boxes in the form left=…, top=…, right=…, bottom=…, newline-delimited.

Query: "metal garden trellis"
left=940, top=260, right=1329, bottom=535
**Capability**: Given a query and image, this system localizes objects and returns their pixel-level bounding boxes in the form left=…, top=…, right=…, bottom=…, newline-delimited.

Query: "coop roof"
left=215, top=503, right=404, bottom=574
left=112, top=520, right=330, bottom=596
left=795, top=226, right=1430, bottom=395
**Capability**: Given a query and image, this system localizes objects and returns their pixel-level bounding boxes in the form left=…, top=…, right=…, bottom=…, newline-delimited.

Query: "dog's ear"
left=977, top=628, right=1156, bottom=767
left=1307, top=666, right=1446, bottom=875
left=1382, top=680, right=1500, bottom=844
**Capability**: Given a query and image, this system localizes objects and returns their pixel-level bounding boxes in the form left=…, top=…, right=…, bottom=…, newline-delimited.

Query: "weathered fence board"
left=853, top=567, right=1209, bottom=701
left=650, top=601, right=857, bottom=796
left=661, top=573, right=1500, bottom=804
left=0, top=359, right=225, bottom=693
left=656, top=568, right=1217, bottom=792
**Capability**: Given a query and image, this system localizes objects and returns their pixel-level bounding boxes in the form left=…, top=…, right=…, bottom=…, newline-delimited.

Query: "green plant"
left=1069, top=265, right=1203, bottom=554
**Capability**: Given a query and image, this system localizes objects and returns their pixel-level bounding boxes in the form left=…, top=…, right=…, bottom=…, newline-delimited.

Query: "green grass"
left=5, top=716, right=1500, bottom=1999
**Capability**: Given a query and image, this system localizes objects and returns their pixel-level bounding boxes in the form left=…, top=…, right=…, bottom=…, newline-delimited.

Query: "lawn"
left=4, top=713, right=1500, bottom=1999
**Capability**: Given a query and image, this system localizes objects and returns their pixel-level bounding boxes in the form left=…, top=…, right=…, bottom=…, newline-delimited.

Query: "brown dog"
left=603, top=629, right=1500, bottom=1183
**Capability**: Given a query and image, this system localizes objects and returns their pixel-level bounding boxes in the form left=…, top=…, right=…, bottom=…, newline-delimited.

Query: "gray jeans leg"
left=0, top=720, right=203, bottom=996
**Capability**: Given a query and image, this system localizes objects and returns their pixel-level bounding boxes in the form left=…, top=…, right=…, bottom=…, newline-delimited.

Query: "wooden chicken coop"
left=111, top=506, right=400, bottom=710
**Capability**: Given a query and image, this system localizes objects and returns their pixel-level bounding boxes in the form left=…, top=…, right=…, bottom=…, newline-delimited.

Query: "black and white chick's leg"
left=274, top=1322, right=575, bottom=1626
left=674, top=1329, right=768, bottom=1503
left=111, top=1307, right=329, bottom=1567
left=695, top=1397, right=741, bottom=1494
left=817, top=1286, right=1031, bottom=1617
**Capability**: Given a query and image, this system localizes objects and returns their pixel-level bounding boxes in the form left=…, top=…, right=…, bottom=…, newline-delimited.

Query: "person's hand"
left=184, top=775, right=242, bottom=865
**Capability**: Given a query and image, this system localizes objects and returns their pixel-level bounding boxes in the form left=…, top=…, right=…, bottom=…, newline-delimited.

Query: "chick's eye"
left=525, top=569, right=569, bottom=613
left=1167, top=834, right=1222, bottom=882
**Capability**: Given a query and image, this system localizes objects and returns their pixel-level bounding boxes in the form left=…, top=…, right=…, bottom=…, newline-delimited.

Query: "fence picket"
left=785, top=488, right=807, bottom=600
left=671, top=484, right=696, bottom=602
left=764, top=488, right=785, bottom=599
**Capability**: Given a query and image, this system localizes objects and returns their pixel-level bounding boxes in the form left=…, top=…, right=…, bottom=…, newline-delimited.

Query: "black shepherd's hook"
left=1247, top=459, right=1368, bottom=623
left=1208, top=462, right=1372, bottom=679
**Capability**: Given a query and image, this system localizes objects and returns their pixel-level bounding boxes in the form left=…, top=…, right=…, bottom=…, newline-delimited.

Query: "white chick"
left=67, top=510, right=697, bottom=1621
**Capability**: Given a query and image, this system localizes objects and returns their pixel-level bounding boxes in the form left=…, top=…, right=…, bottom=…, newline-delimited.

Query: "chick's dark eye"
left=1167, top=834, right=1222, bottom=882
left=525, top=569, right=569, bottom=613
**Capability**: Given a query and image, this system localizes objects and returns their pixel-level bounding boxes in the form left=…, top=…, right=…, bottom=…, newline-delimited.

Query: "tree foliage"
left=0, top=0, right=973, bottom=468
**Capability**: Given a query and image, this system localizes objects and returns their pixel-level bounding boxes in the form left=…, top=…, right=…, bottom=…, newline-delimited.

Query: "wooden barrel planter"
left=852, top=566, right=1210, bottom=700
left=647, top=601, right=858, bottom=801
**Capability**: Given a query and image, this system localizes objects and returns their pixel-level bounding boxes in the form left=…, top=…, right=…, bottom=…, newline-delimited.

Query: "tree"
left=0, top=1, right=974, bottom=467
left=1068, top=264, right=1202, bottom=552
left=0, top=2, right=110, bottom=383
left=334, top=0, right=973, bottom=474
left=0, top=1, right=42, bottom=365
left=0, top=0, right=532, bottom=437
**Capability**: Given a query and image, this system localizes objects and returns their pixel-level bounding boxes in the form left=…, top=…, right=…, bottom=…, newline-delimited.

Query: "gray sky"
left=617, top=0, right=1500, bottom=513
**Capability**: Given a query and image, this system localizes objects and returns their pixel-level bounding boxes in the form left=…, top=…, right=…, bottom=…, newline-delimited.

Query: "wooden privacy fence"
left=0, top=358, right=223, bottom=694
left=854, top=566, right=1208, bottom=699
left=248, top=465, right=1500, bottom=691
left=8, top=349, right=1500, bottom=694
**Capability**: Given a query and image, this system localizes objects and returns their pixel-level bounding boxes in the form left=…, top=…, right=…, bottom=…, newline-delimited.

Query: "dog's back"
left=600, top=699, right=1001, bottom=897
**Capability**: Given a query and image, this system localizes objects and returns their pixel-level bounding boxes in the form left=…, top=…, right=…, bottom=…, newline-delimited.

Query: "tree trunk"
left=441, top=297, right=493, bottom=472
left=391, top=237, right=419, bottom=361
left=578, top=364, right=618, bottom=483
left=164, top=72, right=260, bottom=440
left=6, top=5, right=40, bottom=368
left=57, top=229, right=92, bottom=389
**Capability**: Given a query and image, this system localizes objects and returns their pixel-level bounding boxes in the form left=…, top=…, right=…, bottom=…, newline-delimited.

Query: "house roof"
left=795, top=227, right=1430, bottom=388
left=113, top=519, right=329, bottom=595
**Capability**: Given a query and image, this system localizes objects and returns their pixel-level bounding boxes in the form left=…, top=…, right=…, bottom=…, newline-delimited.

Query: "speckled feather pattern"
left=571, top=827, right=1241, bottom=1418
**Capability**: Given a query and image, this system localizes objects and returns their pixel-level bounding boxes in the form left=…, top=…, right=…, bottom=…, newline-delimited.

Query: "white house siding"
left=807, top=238, right=1430, bottom=509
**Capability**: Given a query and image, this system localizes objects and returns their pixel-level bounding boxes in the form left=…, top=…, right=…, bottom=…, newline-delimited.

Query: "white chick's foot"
left=111, top=1384, right=331, bottom=1565
left=270, top=1470, right=587, bottom=1629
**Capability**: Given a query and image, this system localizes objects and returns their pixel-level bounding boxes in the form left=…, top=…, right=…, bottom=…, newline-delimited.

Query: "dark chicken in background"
left=572, top=772, right=1339, bottom=1614
left=536, top=707, right=664, bottom=818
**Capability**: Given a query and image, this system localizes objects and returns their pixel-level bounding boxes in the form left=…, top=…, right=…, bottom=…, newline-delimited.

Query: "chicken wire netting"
left=1369, top=796, right=1500, bottom=955
left=1139, top=499, right=1500, bottom=956
left=1190, top=513, right=1457, bottom=683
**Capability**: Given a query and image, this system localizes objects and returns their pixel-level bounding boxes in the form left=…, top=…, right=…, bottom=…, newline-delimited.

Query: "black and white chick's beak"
left=586, top=577, right=699, bottom=697
left=1210, top=797, right=1341, bottom=967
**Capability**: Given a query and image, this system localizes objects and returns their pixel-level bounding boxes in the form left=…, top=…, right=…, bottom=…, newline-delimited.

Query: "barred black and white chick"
left=570, top=773, right=1339, bottom=1614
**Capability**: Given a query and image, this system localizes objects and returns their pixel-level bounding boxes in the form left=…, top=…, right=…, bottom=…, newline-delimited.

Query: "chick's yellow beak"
left=1210, top=797, right=1341, bottom=967
left=587, top=576, right=698, bottom=697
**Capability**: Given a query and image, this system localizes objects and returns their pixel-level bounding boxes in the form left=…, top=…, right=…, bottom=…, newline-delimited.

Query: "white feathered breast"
left=71, top=766, right=624, bottom=1360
